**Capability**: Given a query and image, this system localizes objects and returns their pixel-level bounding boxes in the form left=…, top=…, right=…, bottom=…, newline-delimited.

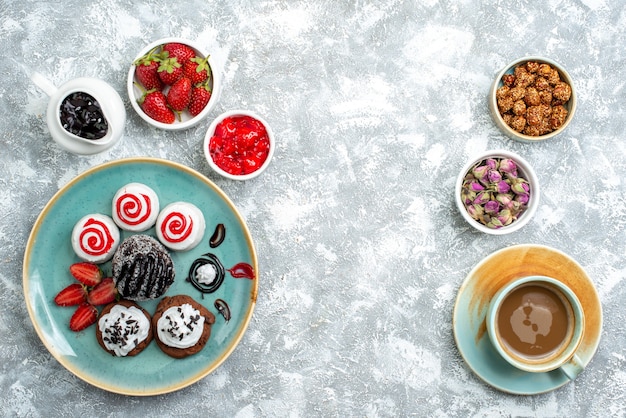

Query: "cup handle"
left=31, top=72, right=57, bottom=97
left=560, top=353, right=584, bottom=380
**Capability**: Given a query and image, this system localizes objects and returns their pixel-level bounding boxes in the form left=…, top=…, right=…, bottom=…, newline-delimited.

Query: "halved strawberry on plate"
left=69, top=262, right=102, bottom=287
left=54, top=283, right=87, bottom=306
left=87, top=277, right=118, bottom=306
left=69, top=303, right=98, bottom=332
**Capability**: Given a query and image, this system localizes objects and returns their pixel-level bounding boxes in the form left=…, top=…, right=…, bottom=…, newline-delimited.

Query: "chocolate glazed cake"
left=112, top=234, right=175, bottom=301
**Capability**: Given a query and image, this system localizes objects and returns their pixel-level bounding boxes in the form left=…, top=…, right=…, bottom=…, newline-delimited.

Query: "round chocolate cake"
left=112, top=234, right=175, bottom=301
left=152, top=295, right=215, bottom=358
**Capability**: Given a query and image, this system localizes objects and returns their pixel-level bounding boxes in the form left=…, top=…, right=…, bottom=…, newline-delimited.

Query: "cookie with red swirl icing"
left=71, top=214, right=120, bottom=263
left=112, top=183, right=159, bottom=232
left=156, top=202, right=205, bottom=251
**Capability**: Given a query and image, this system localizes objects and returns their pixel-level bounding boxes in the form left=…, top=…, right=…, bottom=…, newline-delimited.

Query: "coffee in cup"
left=487, top=276, right=585, bottom=379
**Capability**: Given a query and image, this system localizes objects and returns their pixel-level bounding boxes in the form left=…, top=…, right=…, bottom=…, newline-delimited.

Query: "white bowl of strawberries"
left=127, top=37, right=221, bottom=130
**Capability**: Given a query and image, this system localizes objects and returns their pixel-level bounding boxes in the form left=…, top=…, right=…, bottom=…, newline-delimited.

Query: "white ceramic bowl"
left=127, top=37, right=221, bottom=130
left=455, top=150, right=539, bottom=235
left=32, top=73, right=126, bottom=155
left=203, top=110, right=275, bottom=181
left=488, top=56, right=576, bottom=143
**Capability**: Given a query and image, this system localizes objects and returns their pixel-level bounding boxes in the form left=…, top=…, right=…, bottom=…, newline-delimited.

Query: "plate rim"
left=22, top=156, right=258, bottom=396
left=452, top=243, right=603, bottom=395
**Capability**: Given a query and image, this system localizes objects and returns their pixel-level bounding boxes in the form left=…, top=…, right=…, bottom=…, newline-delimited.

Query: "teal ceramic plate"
left=23, top=157, right=258, bottom=396
left=453, top=244, right=602, bottom=395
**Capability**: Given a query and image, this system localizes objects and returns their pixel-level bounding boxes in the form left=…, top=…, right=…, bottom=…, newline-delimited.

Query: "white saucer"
left=453, top=244, right=602, bottom=395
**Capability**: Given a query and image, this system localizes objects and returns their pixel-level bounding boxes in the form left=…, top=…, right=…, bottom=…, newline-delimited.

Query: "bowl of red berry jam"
left=204, top=110, right=275, bottom=180
left=127, top=37, right=221, bottom=131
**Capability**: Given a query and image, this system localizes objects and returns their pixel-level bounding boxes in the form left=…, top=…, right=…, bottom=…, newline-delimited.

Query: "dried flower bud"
left=468, top=180, right=485, bottom=192
left=496, top=180, right=511, bottom=194
left=472, top=165, right=489, bottom=182
left=487, top=169, right=502, bottom=183
left=485, top=158, right=498, bottom=170
left=499, top=158, right=517, bottom=175
left=467, top=204, right=484, bottom=220
left=511, top=178, right=530, bottom=195
left=497, top=209, right=513, bottom=226
left=461, top=189, right=476, bottom=205
left=496, top=193, right=512, bottom=205
left=473, top=191, right=491, bottom=205
left=487, top=218, right=504, bottom=229
left=515, top=193, right=530, bottom=205
left=484, top=200, right=500, bottom=214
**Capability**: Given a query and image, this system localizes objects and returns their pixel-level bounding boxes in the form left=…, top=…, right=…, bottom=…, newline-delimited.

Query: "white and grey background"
left=1, top=0, right=625, bottom=416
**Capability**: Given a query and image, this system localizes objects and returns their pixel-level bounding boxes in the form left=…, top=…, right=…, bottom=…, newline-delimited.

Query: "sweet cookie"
left=96, top=300, right=153, bottom=357
left=112, top=234, right=175, bottom=301
left=152, top=295, right=215, bottom=358
left=156, top=202, right=205, bottom=251
left=111, top=182, right=159, bottom=232
left=71, top=213, right=120, bottom=263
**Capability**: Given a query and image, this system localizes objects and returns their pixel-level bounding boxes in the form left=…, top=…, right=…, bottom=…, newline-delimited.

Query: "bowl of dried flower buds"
left=455, top=150, right=539, bottom=234
left=489, top=57, right=576, bottom=142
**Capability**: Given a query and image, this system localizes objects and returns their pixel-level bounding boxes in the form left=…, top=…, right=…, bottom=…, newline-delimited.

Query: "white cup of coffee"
left=486, top=275, right=585, bottom=379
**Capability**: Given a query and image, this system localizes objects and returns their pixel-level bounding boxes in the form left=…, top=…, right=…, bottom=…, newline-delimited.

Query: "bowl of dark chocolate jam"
left=32, top=73, right=126, bottom=155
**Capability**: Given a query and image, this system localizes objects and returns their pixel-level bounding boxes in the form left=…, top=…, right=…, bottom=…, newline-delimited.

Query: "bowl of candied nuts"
left=489, top=57, right=576, bottom=142
left=455, top=150, right=540, bottom=235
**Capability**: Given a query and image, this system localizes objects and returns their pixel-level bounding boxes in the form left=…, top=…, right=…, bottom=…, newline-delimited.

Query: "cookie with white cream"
left=96, top=300, right=153, bottom=357
left=156, top=202, right=205, bottom=251
left=152, top=295, right=215, bottom=358
left=71, top=213, right=120, bottom=263
left=111, top=182, right=159, bottom=232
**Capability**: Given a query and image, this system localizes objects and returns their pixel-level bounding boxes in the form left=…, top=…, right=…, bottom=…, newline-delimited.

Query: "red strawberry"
left=157, top=57, right=183, bottom=85
left=167, top=77, right=192, bottom=114
left=87, top=277, right=117, bottom=305
left=182, top=56, right=210, bottom=85
left=54, top=283, right=87, bottom=306
left=136, top=60, right=163, bottom=91
left=69, top=262, right=102, bottom=287
left=162, top=42, right=196, bottom=65
left=136, top=85, right=176, bottom=124
left=134, top=46, right=165, bottom=90
left=188, top=83, right=212, bottom=117
left=69, top=303, right=98, bottom=332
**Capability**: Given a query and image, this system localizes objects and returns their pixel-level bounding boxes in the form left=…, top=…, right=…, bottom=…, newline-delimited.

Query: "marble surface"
left=2, top=0, right=625, bottom=416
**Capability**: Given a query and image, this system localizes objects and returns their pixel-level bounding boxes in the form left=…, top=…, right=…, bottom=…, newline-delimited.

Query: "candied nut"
left=509, top=86, right=526, bottom=101
left=514, top=66, right=536, bottom=88
left=502, top=113, right=513, bottom=125
left=502, top=74, right=515, bottom=87
left=527, top=105, right=545, bottom=126
left=524, top=87, right=541, bottom=106
left=534, top=76, right=550, bottom=91
left=547, top=69, right=561, bottom=85
left=525, top=61, right=539, bottom=73
left=512, top=100, right=526, bottom=116
left=538, top=64, right=552, bottom=77
left=496, top=85, right=510, bottom=100
left=539, top=90, right=553, bottom=105
left=498, top=96, right=514, bottom=113
left=523, top=125, right=541, bottom=136
left=553, top=81, right=572, bottom=102
left=510, top=115, right=526, bottom=132
left=549, top=105, right=568, bottom=129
